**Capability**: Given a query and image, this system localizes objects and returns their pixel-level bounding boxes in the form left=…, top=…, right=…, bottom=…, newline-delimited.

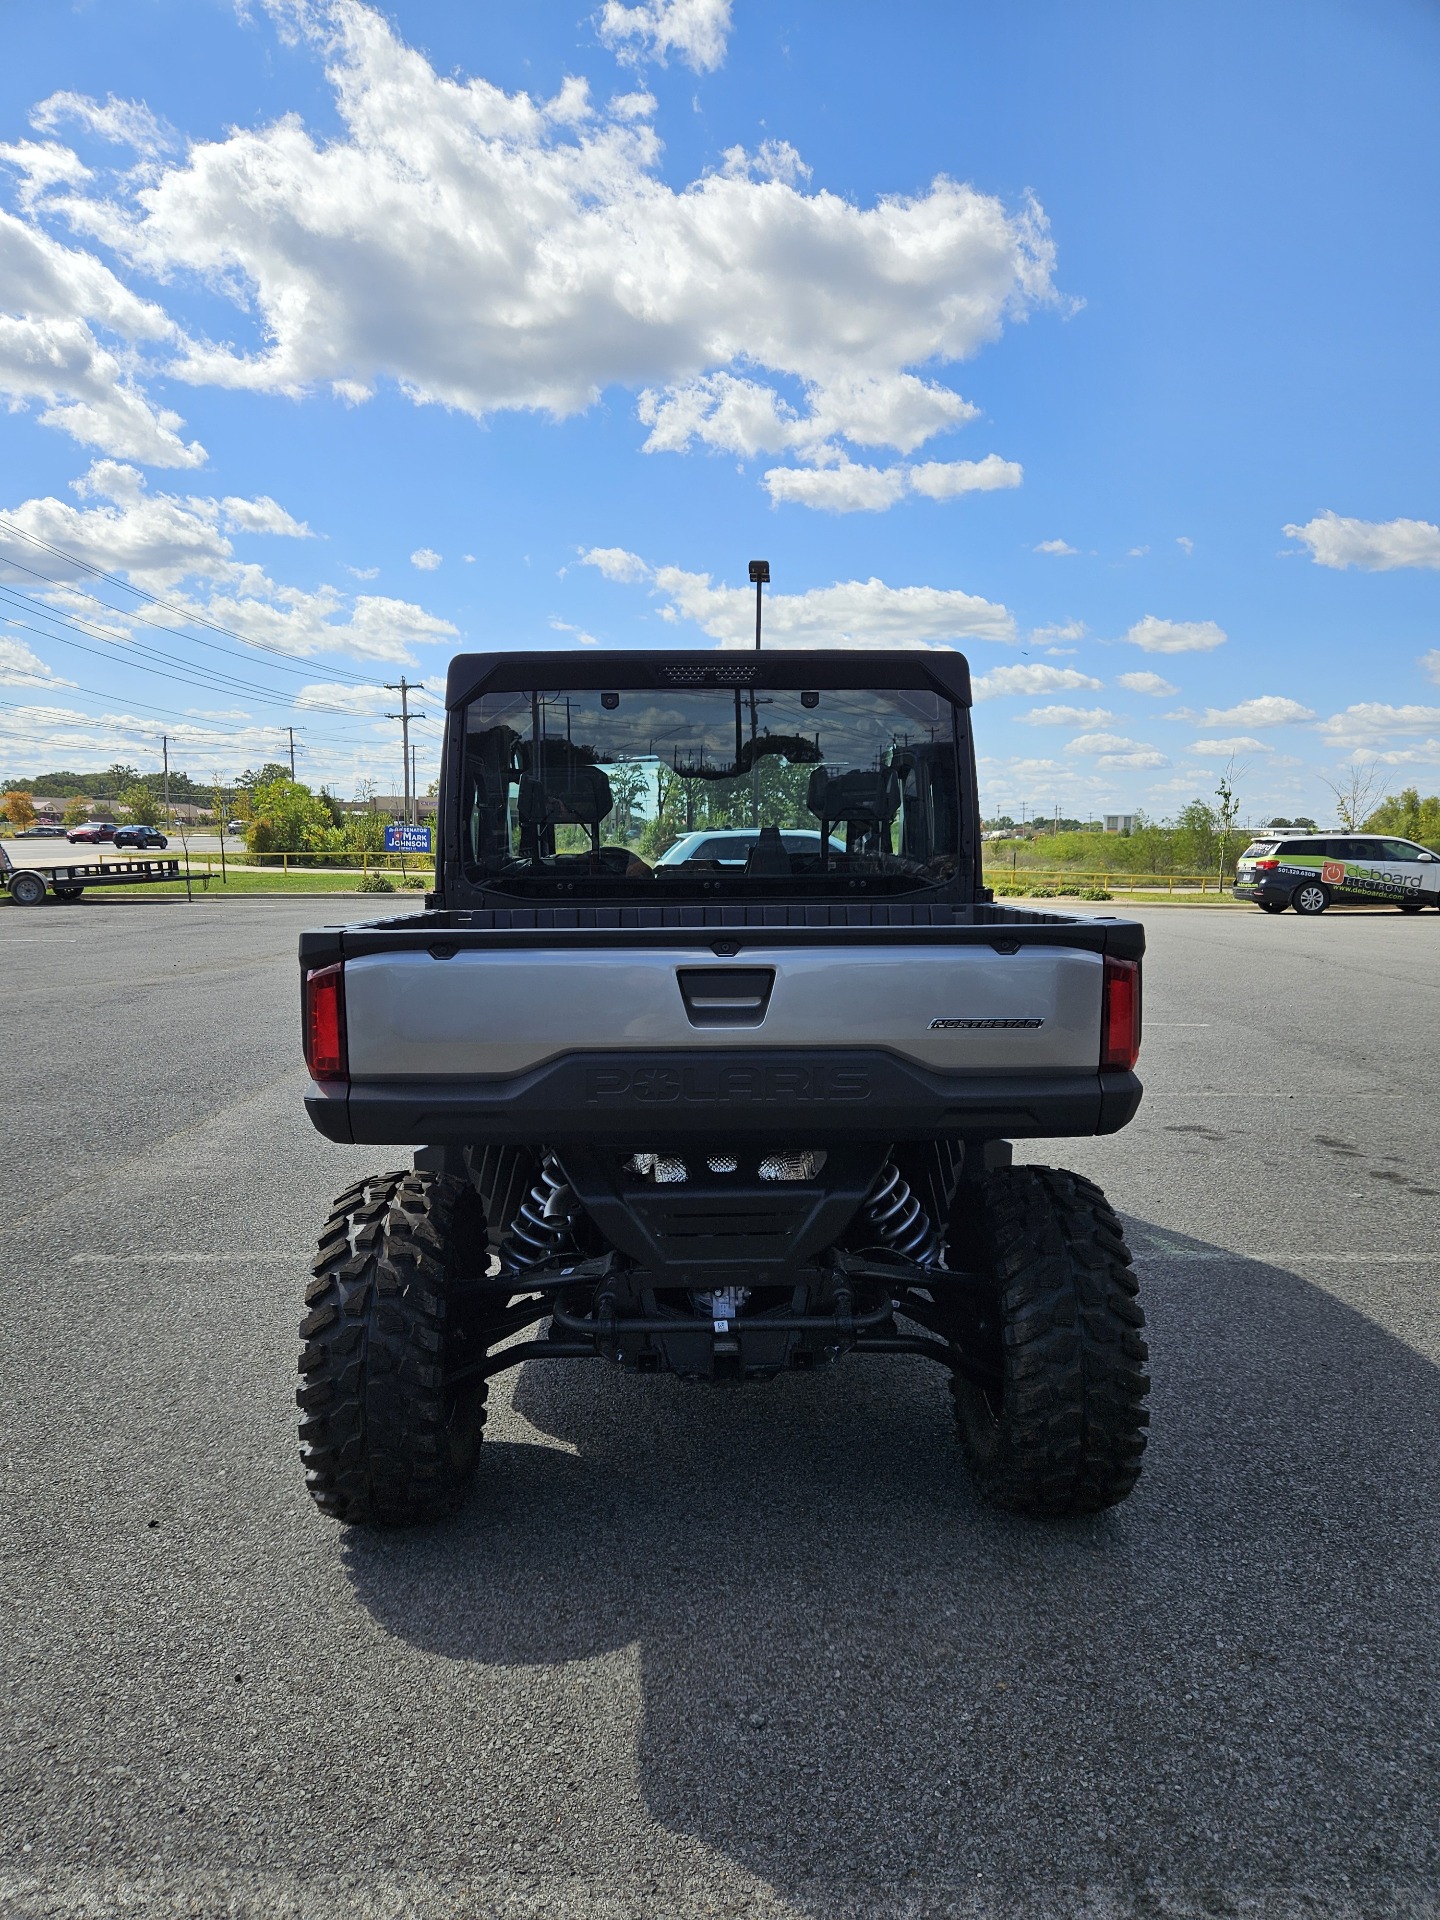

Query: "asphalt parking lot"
left=2, top=898, right=1437, bottom=1919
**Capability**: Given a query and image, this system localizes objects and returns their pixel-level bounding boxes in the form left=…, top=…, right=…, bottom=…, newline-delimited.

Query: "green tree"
left=238, top=762, right=294, bottom=792
left=1365, top=787, right=1440, bottom=848
left=1214, top=759, right=1244, bottom=883
left=2, top=789, right=36, bottom=831
left=61, top=795, right=91, bottom=827
left=245, top=777, right=336, bottom=855
left=119, top=783, right=161, bottom=827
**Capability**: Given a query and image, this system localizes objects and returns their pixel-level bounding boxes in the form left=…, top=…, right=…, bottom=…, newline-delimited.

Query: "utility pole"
left=162, top=734, right=170, bottom=830
left=410, top=740, right=418, bottom=828
left=285, top=726, right=303, bottom=779
left=385, top=678, right=427, bottom=826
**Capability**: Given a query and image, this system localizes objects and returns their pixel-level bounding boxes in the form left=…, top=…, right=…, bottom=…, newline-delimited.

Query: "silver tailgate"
left=343, top=944, right=1103, bottom=1078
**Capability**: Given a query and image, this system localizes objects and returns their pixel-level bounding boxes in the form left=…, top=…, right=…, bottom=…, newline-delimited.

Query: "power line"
left=0, top=593, right=384, bottom=718
left=0, top=544, right=386, bottom=692
left=0, top=516, right=384, bottom=688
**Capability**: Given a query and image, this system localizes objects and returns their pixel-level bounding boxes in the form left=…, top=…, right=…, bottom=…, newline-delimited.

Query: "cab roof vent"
left=661, top=661, right=759, bottom=685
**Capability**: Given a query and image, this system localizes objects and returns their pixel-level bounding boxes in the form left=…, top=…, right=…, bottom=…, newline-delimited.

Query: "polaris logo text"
left=584, top=1063, right=872, bottom=1105
left=928, top=1016, right=1045, bottom=1030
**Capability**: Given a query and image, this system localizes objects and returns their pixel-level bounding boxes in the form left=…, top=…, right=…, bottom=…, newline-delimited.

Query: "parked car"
left=113, top=825, right=169, bottom=851
left=16, top=825, right=68, bottom=838
left=655, top=827, right=848, bottom=867
left=1235, top=832, right=1440, bottom=914
left=227, top=819, right=247, bottom=836
left=66, top=821, right=118, bottom=844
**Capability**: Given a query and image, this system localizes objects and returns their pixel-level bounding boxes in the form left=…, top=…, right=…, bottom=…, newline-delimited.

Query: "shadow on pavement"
left=342, top=1217, right=1440, bottom=1913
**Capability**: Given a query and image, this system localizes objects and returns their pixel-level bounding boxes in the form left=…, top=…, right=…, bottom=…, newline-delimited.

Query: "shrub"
left=400, top=875, right=428, bottom=890
left=1077, top=886, right=1113, bottom=901
left=1027, top=886, right=1058, bottom=898
left=358, top=873, right=395, bottom=893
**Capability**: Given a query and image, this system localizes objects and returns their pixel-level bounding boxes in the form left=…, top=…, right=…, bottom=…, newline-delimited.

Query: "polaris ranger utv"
left=297, top=650, right=1148, bottom=1525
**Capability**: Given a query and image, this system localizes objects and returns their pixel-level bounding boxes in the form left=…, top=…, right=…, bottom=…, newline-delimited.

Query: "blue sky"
left=1, top=0, right=1437, bottom=819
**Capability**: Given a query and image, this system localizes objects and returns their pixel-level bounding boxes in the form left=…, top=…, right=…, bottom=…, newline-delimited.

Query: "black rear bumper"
left=305, top=1048, right=1142, bottom=1145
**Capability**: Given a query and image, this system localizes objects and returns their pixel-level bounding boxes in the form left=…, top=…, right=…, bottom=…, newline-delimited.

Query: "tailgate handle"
left=676, top=967, right=775, bottom=1028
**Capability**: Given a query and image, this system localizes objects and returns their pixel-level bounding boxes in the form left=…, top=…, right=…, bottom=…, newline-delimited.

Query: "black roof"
left=445, top=649, right=972, bottom=711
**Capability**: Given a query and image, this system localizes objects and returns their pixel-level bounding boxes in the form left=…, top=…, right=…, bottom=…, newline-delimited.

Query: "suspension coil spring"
left=863, top=1161, right=943, bottom=1269
left=499, top=1152, right=581, bottom=1272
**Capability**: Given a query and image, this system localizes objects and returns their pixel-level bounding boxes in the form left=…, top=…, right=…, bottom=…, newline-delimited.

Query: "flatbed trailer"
left=0, top=843, right=190, bottom=905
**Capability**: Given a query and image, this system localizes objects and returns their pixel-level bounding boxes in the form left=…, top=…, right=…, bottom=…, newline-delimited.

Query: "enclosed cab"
left=296, top=651, right=1150, bottom=1528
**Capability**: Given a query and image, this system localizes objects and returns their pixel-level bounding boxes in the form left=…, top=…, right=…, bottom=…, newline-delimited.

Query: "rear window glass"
left=1241, top=841, right=1278, bottom=858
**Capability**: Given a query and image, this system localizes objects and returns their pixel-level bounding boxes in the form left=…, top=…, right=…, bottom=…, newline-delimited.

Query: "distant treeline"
left=0, top=763, right=210, bottom=802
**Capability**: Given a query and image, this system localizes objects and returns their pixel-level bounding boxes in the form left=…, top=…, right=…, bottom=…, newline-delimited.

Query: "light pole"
left=748, top=559, right=769, bottom=650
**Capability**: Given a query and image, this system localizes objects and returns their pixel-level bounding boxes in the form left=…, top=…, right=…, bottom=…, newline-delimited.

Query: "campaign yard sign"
left=384, top=824, right=432, bottom=853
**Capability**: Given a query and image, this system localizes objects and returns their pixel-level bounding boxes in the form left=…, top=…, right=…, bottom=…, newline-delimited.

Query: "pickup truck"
left=297, top=649, right=1148, bottom=1527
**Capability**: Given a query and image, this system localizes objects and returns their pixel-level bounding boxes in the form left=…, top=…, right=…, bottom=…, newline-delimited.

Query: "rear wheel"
left=53, top=887, right=83, bottom=903
left=9, top=872, right=46, bottom=906
left=942, top=1166, right=1149, bottom=1516
left=1292, top=881, right=1329, bottom=916
left=298, top=1170, right=496, bottom=1525
left=1399, top=899, right=1423, bottom=914
left=1259, top=901, right=1286, bottom=914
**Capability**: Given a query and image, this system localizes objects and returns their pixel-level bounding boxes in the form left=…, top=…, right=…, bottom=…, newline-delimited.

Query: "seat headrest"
left=516, top=760, right=613, bottom=827
left=806, top=767, right=900, bottom=826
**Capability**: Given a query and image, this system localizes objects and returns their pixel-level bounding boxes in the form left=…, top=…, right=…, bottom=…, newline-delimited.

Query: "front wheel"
left=1292, top=881, right=1329, bottom=916
left=298, top=1170, right=495, bottom=1525
left=1399, top=899, right=1423, bottom=914
left=942, top=1166, right=1149, bottom=1516
left=53, top=887, right=83, bottom=903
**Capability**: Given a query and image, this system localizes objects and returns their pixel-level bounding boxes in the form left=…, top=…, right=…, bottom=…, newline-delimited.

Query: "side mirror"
left=1419, top=852, right=1437, bottom=863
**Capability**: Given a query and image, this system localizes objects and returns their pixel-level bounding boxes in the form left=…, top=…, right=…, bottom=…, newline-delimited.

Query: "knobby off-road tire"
left=298, top=1170, right=494, bottom=1525
left=945, top=1166, right=1149, bottom=1517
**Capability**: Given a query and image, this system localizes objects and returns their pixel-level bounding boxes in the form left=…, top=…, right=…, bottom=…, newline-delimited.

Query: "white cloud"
left=579, top=550, right=1017, bottom=647
left=31, top=91, right=174, bottom=157
left=292, top=682, right=391, bottom=714
left=1175, top=535, right=1193, bottom=554
left=1365, top=740, right=1440, bottom=767
left=762, top=461, right=907, bottom=514
left=907, top=454, right=1022, bottom=500
left=1017, top=705, right=1116, bottom=728
left=549, top=617, right=600, bottom=646
left=761, top=449, right=1022, bottom=513
left=1316, top=703, right=1440, bottom=745
left=598, top=0, right=732, bottom=72
left=221, top=495, right=312, bottom=537
left=1127, top=545, right=1149, bottom=558
left=971, top=664, right=1102, bottom=700
left=1192, top=696, right=1315, bottom=729
left=1122, top=615, right=1226, bottom=654
left=0, top=207, right=204, bottom=467
left=640, top=370, right=977, bottom=461
left=1031, top=619, right=1086, bottom=645
left=1034, top=538, right=1076, bottom=556
left=344, top=563, right=379, bottom=579
left=0, top=636, right=77, bottom=687
left=1184, top=735, right=1266, bottom=754
left=580, top=544, right=650, bottom=583
left=1284, top=510, right=1440, bottom=572
left=1063, top=732, right=1169, bottom=770
left=410, top=547, right=442, bottom=570
left=19, top=1, right=1052, bottom=497
left=0, top=462, right=454, bottom=664
left=1116, top=670, right=1177, bottom=696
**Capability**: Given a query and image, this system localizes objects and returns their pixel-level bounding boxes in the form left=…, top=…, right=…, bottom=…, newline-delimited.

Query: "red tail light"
left=1254, top=858, right=1279, bottom=871
left=1100, top=956, right=1141, bottom=1072
left=304, top=963, right=348, bottom=1084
